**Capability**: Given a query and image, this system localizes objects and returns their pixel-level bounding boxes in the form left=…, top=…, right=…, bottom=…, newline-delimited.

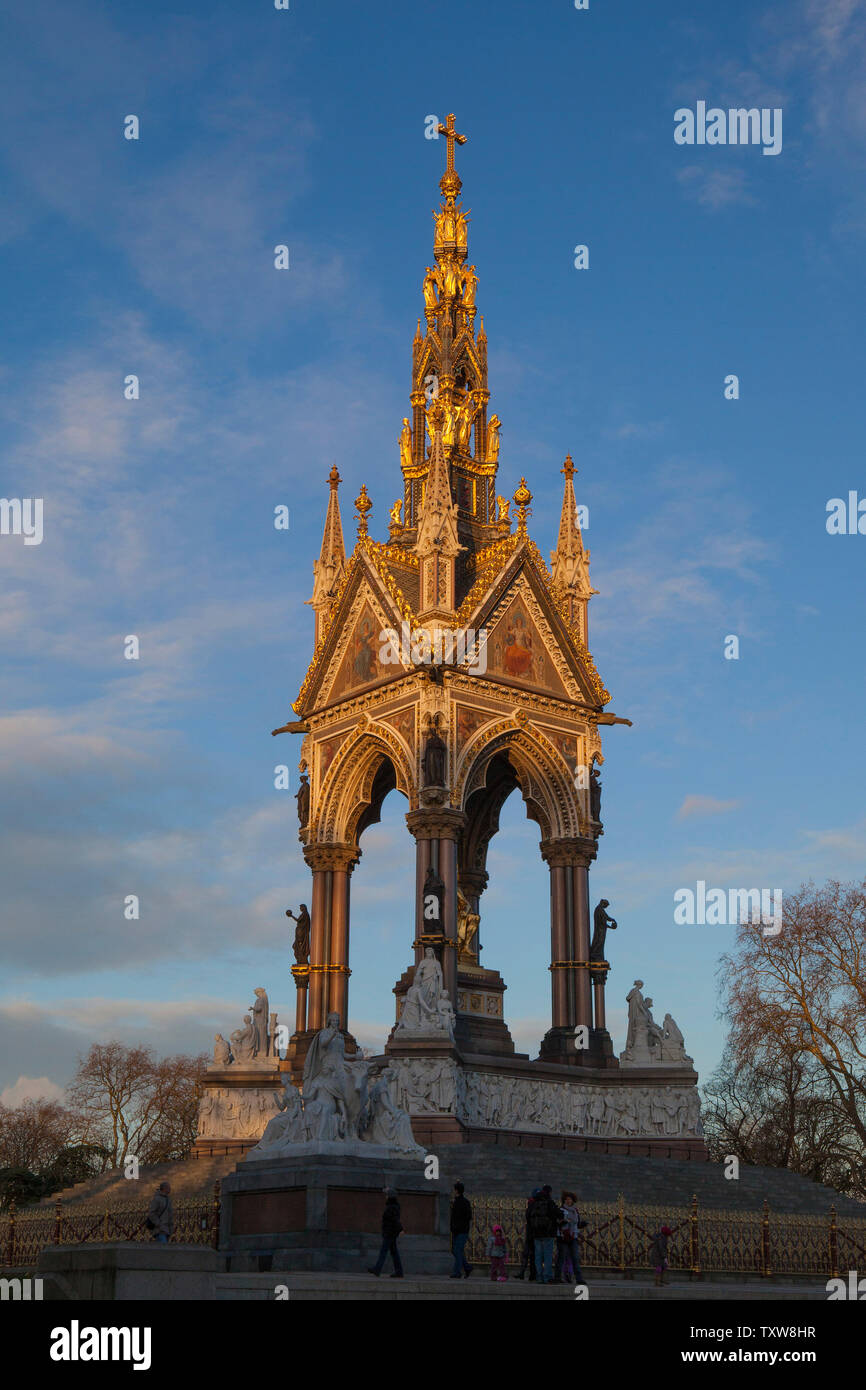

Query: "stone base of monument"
left=220, top=1151, right=453, bottom=1274
left=539, top=1025, right=618, bottom=1069
left=36, top=1243, right=221, bottom=1300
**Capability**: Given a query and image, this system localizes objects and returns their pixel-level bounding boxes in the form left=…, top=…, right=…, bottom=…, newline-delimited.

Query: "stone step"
left=437, top=1145, right=866, bottom=1216
left=215, top=1271, right=829, bottom=1301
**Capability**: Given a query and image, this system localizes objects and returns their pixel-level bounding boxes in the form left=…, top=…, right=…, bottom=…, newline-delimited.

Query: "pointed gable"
left=484, top=592, right=571, bottom=699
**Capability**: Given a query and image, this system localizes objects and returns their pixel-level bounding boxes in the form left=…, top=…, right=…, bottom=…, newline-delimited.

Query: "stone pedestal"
left=37, top=1244, right=220, bottom=1301
left=220, top=1151, right=452, bottom=1274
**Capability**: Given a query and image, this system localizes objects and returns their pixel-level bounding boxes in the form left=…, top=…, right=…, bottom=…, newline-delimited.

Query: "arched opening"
left=344, top=753, right=413, bottom=1057
left=458, top=748, right=550, bottom=1057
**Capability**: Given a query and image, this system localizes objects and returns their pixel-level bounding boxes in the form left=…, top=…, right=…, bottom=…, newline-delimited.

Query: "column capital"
left=406, top=807, right=466, bottom=841
left=303, top=842, right=361, bottom=872
left=539, top=835, right=597, bottom=869
left=458, top=868, right=489, bottom=897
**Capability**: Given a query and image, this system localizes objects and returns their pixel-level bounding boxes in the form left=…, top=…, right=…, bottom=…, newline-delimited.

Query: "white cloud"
left=1, top=1075, right=65, bottom=1107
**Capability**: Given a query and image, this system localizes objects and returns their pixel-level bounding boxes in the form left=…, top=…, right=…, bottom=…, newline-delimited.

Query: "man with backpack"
left=528, top=1183, right=560, bottom=1284
left=514, top=1187, right=540, bottom=1281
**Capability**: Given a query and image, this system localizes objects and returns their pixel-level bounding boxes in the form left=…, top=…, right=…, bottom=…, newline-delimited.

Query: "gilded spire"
left=551, top=454, right=594, bottom=632
left=354, top=484, right=372, bottom=537
left=400, top=113, right=499, bottom=542
left=513, top=477, right=533, bottom=538
left=308, top=465, right=346, bottom=640
left=437, top=112, right=467, bottom=200
left=416, top=422, right=462, bottom=559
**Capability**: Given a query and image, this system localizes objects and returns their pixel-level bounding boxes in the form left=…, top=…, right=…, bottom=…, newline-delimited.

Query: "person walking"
left=486, top=1223, right=508, bottom=1281
left=368, top=1188, right=404, bottom=1278
left=449, top=1181, right=473, bottom=1279
left=649, top=1225, right=673, bottom=1287
left=146, top=1181, right=173, bottom=1245
left=528, top=1183, right=560, bottom=1284
left=514, top=1188, right=540, bottom=1281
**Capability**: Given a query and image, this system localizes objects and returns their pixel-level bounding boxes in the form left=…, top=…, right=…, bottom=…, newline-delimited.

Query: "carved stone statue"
left=251, top=987, right=269, bottom=1057
left=422, top=719, right=447, bottom=787
left=623, top=981, right=645, bottom=1058
left=590, top=899, right=617, bottom=964
left=487, top=414, right=501, bottom=465
left=589, top=763, right=602, bottom=823
left=248, top=1077, right=305, bottom=1155
left=395, top=947, right=455, bottom=1040
left=661, top=1013, right=691, bottom=1064
left=212, top=1033, right=231, bottom=1067
left=642, top=998, right=665, bottom=1054
left=286, top=904, right=311, bottom=965
left=230, top=1014, right=256, bottom=1064
left=295, top=773, right=310, bottom=827
left=399, top=417, right=413, bottom=471
left=302, top=1011, right=368, bottom=1141
left=363, top=1068, right=425, bottom=1154
left=620, top=981, right=694, bottom=1067
left=245, top=1014, right=422, bottom=1159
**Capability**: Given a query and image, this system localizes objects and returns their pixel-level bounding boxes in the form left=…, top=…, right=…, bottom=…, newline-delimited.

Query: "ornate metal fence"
left=3, top=1186, right=864, bottom=1277
left=0, top=1185, right=221, bottom=1269
left=465, top=1194, right=866, bottom=1278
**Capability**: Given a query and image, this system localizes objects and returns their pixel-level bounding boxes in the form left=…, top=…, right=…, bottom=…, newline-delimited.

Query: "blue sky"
left=2, top=0, right=865, bottom=1105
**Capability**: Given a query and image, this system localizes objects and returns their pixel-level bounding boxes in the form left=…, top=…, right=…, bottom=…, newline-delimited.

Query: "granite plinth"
left=220, top=1150, right=452, bottom=1274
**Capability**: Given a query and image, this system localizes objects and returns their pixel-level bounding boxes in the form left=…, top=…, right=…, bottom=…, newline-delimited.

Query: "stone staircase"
left=35, top=1155, right=235, bottom=1209
left=30, top=1146, right=864, bottom=1220
left=440, top=1144, right=866, bottom=1217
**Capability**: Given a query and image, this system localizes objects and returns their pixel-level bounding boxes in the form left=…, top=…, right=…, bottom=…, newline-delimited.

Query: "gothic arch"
left=455, top=717, right=586, bottom=845
left=314, top=721, right=417, bottom=844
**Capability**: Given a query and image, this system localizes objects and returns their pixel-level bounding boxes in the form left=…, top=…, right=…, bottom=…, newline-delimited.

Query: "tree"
left=67, top=1041, right=207, bottom=1167
left=703, top=879, right=866, bottom=1197
left=0, top=1098, right=76, bottom=1173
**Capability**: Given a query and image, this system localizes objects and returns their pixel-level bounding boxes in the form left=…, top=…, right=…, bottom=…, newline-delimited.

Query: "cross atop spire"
left=438, top=113, right=467, bottom=174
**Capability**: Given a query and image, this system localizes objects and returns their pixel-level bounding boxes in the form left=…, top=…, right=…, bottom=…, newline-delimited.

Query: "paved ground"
left=216, top=1271, right=830, bottom=1301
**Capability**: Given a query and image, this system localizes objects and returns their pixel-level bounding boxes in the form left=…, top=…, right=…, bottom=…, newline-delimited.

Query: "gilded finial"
left=437, top=112, right=467, bottom=199
left=354, top=484, right=372, bottom=536
left=513, top=477, right=533, bottom=536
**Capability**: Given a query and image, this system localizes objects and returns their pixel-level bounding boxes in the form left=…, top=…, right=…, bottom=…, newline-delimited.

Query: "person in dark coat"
left=514, top=1188, right=540, bottom=1281
left=368, top=1189, right=404, bottom=1278
left=527, top=1183, right=561, bottom=1284
left=146, top=1182, right=173, bottom=1244
left=449, top=1181, right=473, bottom=1279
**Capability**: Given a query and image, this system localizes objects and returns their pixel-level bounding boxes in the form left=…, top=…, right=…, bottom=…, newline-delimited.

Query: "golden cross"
left=437, top=113, right=467, bottom=174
